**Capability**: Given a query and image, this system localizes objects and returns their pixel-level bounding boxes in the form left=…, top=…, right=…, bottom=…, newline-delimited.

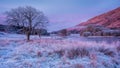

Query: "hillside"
left=79, top=7, right=120, bottom=29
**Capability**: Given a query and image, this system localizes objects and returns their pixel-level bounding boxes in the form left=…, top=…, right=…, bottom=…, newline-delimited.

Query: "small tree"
left=5, top=6, right=49, bottom=41
left=59, top=29, right=68, bottom=37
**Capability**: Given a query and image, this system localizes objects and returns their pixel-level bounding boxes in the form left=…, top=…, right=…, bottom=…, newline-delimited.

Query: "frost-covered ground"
left=0, top=32, right=120, bottom=68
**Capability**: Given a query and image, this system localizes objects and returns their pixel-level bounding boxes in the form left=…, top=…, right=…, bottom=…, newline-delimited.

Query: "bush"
left=66, top=47, right=89, bottom=59
left=59, top=29, right=68, bottom=37
left=82, top=32, right=92, bottom=37
left=71, top=63, right=84, bottom=68
left=116, top=45, right=120, bottom=52
left=98, top=47, right=116, bottom=57
left=54, top=49, right=65, bottom=57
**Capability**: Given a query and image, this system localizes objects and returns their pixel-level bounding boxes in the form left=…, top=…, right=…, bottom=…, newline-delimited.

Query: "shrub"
left=116, top=45, right=120, bottom=52
left=66, top=47, right=89, bottom=59
left=59, top=29, right=68, bottom=37
left=37, top=51, right=42, bottom=57
left=98, top=47, right=116, bottom=57
left=71, top=63, right=84, bottom=68
left=82, top=32, right=92, bottom=37
left=53, top=49, right=65, bottom=57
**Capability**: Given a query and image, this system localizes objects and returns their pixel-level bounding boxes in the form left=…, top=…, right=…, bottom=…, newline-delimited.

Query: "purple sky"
left=0, top=0, right=120, bottom=32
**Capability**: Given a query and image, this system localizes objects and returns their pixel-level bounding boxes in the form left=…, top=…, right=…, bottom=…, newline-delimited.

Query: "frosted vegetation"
left=0, top=32, right=120, bottom=68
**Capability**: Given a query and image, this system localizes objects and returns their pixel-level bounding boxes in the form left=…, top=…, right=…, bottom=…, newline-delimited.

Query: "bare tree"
left=5, top=6, right=49, bottom=41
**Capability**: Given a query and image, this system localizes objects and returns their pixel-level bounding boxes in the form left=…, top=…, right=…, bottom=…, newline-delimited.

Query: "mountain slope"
left=79, top=7, right=120, bottom=29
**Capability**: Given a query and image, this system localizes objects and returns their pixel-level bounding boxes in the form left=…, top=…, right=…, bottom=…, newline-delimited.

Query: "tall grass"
left=1, top=36, right=120, bottom=68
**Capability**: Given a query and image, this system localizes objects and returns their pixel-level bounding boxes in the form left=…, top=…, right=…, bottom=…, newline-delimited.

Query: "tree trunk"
left=26, top=31, right=30, bottom=41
